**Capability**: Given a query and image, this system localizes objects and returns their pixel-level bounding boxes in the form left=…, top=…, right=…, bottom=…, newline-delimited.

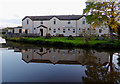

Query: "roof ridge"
left=25, top=15, right=83, bottom=17
left=22, top=15, right=84, bottom=21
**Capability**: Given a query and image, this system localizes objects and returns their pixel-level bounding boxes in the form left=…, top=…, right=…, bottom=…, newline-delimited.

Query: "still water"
left=1, top=38, right=120, bottom=83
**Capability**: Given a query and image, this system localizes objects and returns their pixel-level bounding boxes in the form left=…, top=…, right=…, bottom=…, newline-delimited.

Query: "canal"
left=0, top=37, right=120, bottom=83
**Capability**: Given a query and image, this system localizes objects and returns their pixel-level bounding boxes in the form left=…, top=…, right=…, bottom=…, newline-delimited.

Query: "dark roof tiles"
left=22, top=15, right=85, bottom=21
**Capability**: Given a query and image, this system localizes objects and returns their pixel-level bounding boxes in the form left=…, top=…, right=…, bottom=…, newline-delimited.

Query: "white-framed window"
left=41, top=21, right=43, bottom=24
left=54, top=19, right=56, bottom=24
left=27, top=19, right=29, bottom=24
left=73, top=29, right=75, bottom=33
left=40, top=48, right=43, bottom=52
left=82, top=29, right=86, bottom=32
left=19, top=29, right=22, bottom=33
left=99, top=29, right=102, bottom=33
left=68, top=20, right=71, bottom=24
left=82, top=19, right=86, bottom=24
left=63, top=29, right=65, bottom=33
left=53, top=29, right=56, bottom=33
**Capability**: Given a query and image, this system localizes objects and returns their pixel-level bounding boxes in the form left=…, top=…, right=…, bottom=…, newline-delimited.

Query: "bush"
left=58, top=34, right=64, bottom=37
left=45, top=33, right=51, bottom=39
left=1, top=34, right=6, bottom=39
left=67, top=35, right=74, bottom=40
left=79, top=34, right=83, bottom=37
left=56, top=33, right=59, bottom=37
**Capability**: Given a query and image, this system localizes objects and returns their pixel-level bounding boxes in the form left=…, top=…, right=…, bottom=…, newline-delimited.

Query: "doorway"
left=40, top=29, right=43, bottom=36
left=25, top=29, right=28, bottom=34
left=19, top=29, right=22, bottom=33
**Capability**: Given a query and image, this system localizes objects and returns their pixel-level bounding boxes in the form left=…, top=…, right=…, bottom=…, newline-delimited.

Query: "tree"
left=83, top=0, right=120, bottom=42
left=118, top=24, right=120, bottom=37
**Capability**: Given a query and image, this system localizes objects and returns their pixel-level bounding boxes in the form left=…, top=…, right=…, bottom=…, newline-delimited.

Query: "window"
left=19, top=29, right=22, bottom=33
left=73, top=29, right=75, bottom=33
left=82, top=29, right=85, bottom=31
left=40, top=48, right=43, bottom=52
left=82, top=19, right=86, bottom=24
left=118, top=12, right=120, bottom=14
left=25, top=29, right=28, bottom=34
left=63, top=29, right=65, bottom=33
left=27, top=19, right=29, bottom=24
left=99, top=29, right=102, bottom=33
left=53, top=29, right=56, bottom=33
left=53, top=49, right=56, bottom=52
left=27, top=55, right=29, bottom=59
left=34, top=50, right=36, bottom=52
left=25, top=49, right=28, bottom=51
left=41, top=21, right=43, bottom=24
left=82, top=29, right=85, bottom=33
left=54, top=19, right=56, bottom=24
left=49, top=28, right=51, bottom=30
left=68, top=20, right=71, bottom=24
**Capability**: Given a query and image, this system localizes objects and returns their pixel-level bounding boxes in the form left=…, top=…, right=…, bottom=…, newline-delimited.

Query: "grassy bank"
left=7, top=37, right=120, bottom=49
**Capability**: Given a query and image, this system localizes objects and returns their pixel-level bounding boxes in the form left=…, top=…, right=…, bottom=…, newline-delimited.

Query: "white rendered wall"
left=22, top=16, right=110, bottom=36
left=22, top=18, right=33, bottom=33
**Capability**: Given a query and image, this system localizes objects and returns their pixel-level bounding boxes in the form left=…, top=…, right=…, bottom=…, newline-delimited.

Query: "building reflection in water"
left=20, top=47, right=109, bottom=65
left=6, top=43, right=120, bottom=83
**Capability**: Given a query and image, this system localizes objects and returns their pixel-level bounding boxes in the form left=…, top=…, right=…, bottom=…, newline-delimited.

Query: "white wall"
left=77, top=16, right=90, bottom=36
left=22, top=16, right=110, bottom=36
left=22, top=17, right=33, bottom=33
left=14, top=28, right=22, bottom=33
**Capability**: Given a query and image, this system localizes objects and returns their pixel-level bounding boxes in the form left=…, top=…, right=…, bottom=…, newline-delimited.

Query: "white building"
left=7, top=26, right=22, bottom=34
left=22, top=15, right=109, bottom=36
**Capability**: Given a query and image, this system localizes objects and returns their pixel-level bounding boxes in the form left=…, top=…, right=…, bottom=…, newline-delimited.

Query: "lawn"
left=7, top=37, right=120, bottom=49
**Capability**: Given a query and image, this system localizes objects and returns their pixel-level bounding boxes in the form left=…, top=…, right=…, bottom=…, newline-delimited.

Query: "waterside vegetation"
left=6, top=37, right=120, bottom=50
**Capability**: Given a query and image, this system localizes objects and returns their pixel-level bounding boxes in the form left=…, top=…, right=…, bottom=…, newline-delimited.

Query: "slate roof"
left=22, top=15, right=85, bottom=21
left=14, top=27, right=22, bottom=28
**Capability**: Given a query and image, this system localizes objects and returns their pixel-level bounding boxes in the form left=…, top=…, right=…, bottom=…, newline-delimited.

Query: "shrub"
left=79, top=34, right=83, bottom=37
left=45, top=33, right=51, bottom=39
left=67, top=35, right=74, bottom=40
left=56, top=33, right=59, bottom=37
left=58, top=34, right=64, bottom=37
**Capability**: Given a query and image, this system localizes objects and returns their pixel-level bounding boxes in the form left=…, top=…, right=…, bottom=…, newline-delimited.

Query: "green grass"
left=20, top=37, right=84, bottom=45
left=7, top=37, right=120, bottom=49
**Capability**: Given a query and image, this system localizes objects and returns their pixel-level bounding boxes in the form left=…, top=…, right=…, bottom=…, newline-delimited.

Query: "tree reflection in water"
left=117, top=52, right=120, bottom=67
left=82, top=52, right=120, bottom=83
left=5, top=41, right=120, bottom=83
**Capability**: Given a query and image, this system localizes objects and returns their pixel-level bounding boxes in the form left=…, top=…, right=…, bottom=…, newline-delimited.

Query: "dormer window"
left=41, top=21, right=43, bottom=24
left=54, top=19, right=56, bottom=24
left=68, top=20, right=71, bottom=24
left=82, top=19, right=86, bottom=24
left=27, top=19, right=29, bottom=24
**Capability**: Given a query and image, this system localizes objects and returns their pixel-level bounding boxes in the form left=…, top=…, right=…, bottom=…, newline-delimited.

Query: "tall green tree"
left=83, top=0, right=120, bottom=42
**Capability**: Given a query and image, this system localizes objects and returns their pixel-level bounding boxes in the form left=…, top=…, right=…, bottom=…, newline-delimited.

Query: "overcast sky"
left=0, top=0, right=87, bottom=28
